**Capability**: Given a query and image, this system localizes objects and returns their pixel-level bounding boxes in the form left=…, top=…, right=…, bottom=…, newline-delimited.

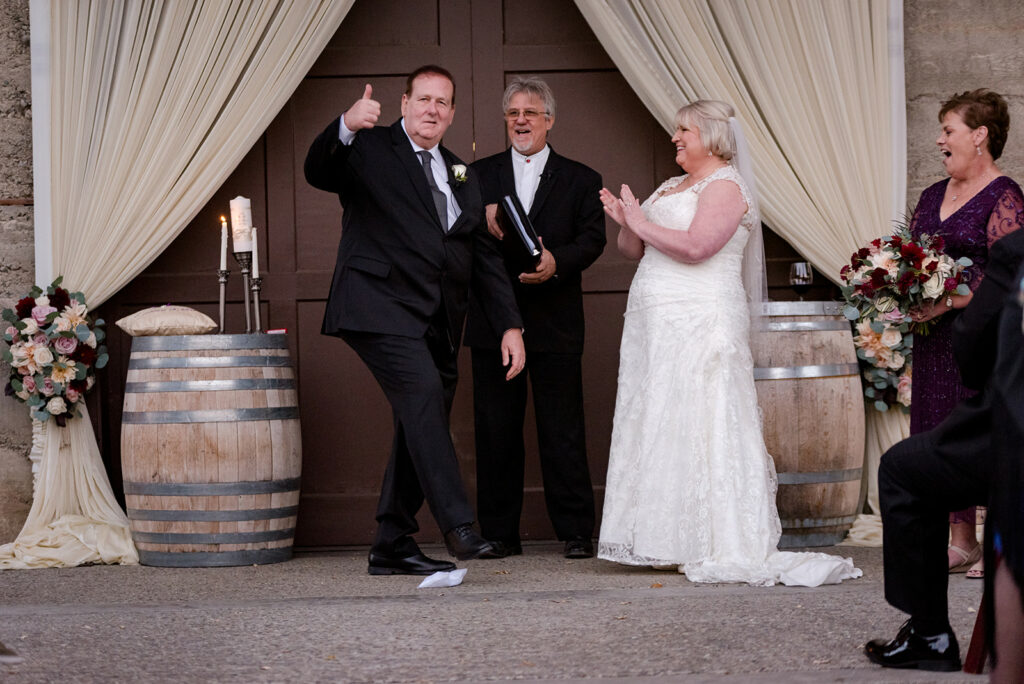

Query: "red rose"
left=15, top=297, right=34, bottom=319
left=931, top=235, right=945, bottom=252
left=49, top=288, right=71, bottom=311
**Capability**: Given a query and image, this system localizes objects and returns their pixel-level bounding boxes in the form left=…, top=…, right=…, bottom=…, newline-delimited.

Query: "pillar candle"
left=219, top=216, right=228, bottom=270
left=251, top=227, right=260, bottom=278
left=229, top=196, right=253, bottom=252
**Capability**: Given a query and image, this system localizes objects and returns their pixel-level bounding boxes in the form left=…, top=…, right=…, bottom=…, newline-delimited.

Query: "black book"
left=496, top=194, right=542, bottom=269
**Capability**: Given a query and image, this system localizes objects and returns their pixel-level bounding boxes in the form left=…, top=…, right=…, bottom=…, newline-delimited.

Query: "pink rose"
left=40, top=377, right=55, bottom=396
left=65, top=386, right=81, bottom=403
left=4, top=325, right=16, bottom=338
left=33, top=333, right=48, bottom=346
left=23, top=376, right=36, bottom=393
left=31, top=305, right=57, bottom=324
left=53, top=336, right=78, bottom=355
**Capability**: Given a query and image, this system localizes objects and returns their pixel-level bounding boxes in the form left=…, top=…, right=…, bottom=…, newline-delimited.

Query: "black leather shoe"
left=444, top=524, right=499, bottom=560
left=367, top=551, right=456, bottom=576
left=564, top=537, right=594, bottom=559
left=487, top=540, right=523, bottom=558
left=864, top=620, right=961, bottom=671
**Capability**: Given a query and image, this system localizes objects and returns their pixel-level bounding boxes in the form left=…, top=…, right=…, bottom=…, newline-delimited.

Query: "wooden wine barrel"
left=120, top=334, right=301, bottom=567
left=753, top=301, right=865, bottom=548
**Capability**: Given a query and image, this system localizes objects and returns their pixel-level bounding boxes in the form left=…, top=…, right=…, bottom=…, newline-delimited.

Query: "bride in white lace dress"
left=597, top=101, right=861, bottom=587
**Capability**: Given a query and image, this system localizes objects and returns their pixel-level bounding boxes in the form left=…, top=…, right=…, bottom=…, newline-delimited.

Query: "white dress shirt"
left=339, top=115, right=460, bottom=230
left=511, top=144, right=551, bottom=213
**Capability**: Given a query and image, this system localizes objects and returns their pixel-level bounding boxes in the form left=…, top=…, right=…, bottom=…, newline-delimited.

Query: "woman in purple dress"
left=908, top=89, right=1024, bottom=579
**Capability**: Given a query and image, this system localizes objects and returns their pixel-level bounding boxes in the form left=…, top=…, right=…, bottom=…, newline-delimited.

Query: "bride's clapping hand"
left=618, top=184, right=645, bottom=228
left=599, top=187, right=626, bottom=227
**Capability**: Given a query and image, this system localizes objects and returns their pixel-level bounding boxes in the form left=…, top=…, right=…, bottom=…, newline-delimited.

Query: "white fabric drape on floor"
left=2, top=0, right=352, bottom=569
left=574, top=0, right=908, bottom=546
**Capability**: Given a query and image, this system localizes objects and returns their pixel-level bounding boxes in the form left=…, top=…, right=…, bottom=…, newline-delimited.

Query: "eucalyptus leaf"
left=94, top=318, right=104, bottom=327
left=96, top=353, right=109, bottom=369
left=1, top=308, right=16, bottom=324
left=11, top=378, right=22, bottom=392
left=75, top=364, right=87, bottom=380
left=955, top=283, right=970, bottom=296
left=1, top=349, right=12, bottom=363
left=870, top=321, right=885, bottom=333
left=874, top=380, right=887, bottom=390
left=52, top=276, right=64, bottom=288
left=95, top=328, right=105, bottom=342
left=957, top=256, right=973, bottom=267
left=874, top=400, right=890, bottom=412
left=75, top=324, right=91, bottom=342
left=904, top=334, right=914, bottom=348
left=843, top=305, right=860, bottom=320
left=864, top=387, right=876, bottom=398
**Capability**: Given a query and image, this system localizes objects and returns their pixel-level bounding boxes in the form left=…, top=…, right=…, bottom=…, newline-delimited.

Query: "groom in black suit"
left=865, top=226, right=1024, bottom=670
left=305, top=65, right=525, bottom=575
left=465, top=76, right=606, bottom=559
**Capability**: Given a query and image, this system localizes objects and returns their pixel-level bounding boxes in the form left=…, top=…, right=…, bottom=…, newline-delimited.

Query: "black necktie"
left=417, top=150, right=448, bottom=230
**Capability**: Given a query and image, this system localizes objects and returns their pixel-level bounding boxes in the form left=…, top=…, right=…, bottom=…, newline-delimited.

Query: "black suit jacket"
left=304, top=119, right=521, bottom=346
left=464, top=147, right=606, bottom=353
left=930, top=228, right=1024, bottom=458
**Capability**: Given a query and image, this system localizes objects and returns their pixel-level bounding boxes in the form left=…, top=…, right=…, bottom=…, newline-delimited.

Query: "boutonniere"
left=451, top=164, right=468, bottom=187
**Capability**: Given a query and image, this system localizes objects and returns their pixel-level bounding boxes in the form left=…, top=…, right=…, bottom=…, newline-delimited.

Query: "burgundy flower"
left=69, top=379, right=88, bottom=393
left=897, top=271, right=918, bottom=293
left=72, top=345, right=98, bottom=366
left=944, top=277, right=959, bottom=292
left=870, top=267, right=889, bottom=288
left=900, top=242, right=926, bottom=268
left=15, top=297, right=35, bottom=319
left=49, top=288, right=71, bottom=311
left=931, top=235, right=945, bottom=252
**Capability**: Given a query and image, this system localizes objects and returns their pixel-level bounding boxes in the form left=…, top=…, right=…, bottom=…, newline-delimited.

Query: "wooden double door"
left=96, top=0, right=800, bottom=547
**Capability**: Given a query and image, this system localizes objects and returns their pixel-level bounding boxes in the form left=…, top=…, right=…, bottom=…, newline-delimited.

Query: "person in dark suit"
left=864, top=226, right=1024, bottom=671
left=304, top=65, right=526, bottom=576
left=464, top=77, right=606, bottom=559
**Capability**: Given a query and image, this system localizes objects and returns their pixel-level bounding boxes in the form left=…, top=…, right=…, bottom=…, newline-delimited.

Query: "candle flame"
left=220, top=215, right=227, bottom=225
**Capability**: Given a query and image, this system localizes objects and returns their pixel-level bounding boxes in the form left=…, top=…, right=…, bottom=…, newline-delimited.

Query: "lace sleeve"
left=987, top=184, right=1024, bottom=247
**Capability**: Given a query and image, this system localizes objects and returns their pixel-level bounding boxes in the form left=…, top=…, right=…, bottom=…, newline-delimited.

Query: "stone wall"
left=0, top=0, right=34, bottom=543
left=905, top=0, right=1024, bottom=209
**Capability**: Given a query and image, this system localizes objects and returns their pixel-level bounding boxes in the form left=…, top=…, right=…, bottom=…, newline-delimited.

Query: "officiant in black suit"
left=865, top=226, right=1024, bottom=671
left=304, top=65, right=525, bottom=576
left=464, top=77, right=606, bottom=559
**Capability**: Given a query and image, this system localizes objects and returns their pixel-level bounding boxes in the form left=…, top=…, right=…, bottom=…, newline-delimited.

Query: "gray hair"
left=502, top=76, right=556, bottom=119
left=675, top=100, right=736, bottom=161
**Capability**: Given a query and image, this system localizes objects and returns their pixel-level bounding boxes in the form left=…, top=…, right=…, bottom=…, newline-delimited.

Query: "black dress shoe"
left=367, top=551, right=456, bottom=576
left=864, top=620, right=961, bottom=671
left=564, top=537, right=594, bottom=559
left=444, top=524, right=499, bottom=560
left=486, top=540, right=523, bottom=558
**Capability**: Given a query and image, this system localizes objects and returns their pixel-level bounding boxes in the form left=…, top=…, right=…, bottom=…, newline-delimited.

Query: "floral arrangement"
left=2, top=277, right=108, bottom=425
left=839, top=225, right=972, bottom=412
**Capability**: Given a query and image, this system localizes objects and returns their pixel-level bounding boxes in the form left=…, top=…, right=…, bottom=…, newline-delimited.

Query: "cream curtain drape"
left=575, top=0, right=909, bottom=546
left=1, top=0, right=352, bottom=570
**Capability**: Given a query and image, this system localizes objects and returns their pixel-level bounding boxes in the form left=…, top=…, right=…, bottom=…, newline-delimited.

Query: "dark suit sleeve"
left=304, top=117, right=356, bottom=200
left=548, top=168, right=606, bottom=279
left=953, top=230, right=1024, bottom=389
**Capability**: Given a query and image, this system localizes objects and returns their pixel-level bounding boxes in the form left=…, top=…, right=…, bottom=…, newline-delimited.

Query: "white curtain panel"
left=49, top=0, right=353, bottom=305
left=2, top=0, right=351, bottom=569
left=576, top=0, right=909, bottom=546
left=574, top=0, right=900, bottom=283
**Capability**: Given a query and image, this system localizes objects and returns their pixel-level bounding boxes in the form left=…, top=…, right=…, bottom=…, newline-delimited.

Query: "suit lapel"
left=391, top=121, right=444, bottom=232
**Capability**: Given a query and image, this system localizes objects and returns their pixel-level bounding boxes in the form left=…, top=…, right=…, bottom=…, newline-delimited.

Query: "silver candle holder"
left=217, top=269, right=230, bottom=333
left=250, top=276, right=263, bottom=333
left=233, top=251, right=253, bottom=334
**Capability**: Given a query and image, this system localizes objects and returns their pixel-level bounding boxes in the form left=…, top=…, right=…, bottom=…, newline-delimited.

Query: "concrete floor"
left=0, top=543, right=986, bottom=683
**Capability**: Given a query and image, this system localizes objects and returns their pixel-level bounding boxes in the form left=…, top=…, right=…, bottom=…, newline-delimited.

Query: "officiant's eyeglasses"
left=504, top=109, right=548, bottom=120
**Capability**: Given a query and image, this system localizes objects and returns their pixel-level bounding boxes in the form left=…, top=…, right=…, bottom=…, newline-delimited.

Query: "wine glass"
left=789, top=262, right=813, bottom=301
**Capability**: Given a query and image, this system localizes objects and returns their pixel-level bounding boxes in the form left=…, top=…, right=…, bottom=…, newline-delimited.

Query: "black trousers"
left=341, top=322, right=473, bottom=556
left=879, top=402, right=992, bottom=625
left=471, top=348, right=595, bottom=543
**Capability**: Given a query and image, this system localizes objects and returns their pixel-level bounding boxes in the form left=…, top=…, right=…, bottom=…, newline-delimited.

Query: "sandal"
left=966, top=559, right=984, bottom=579
left=948, top=544, right=981, bottom=573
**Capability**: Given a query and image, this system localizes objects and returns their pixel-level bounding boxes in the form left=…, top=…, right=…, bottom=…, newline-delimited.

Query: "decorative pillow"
left=116, top=305, right=217, bottom=337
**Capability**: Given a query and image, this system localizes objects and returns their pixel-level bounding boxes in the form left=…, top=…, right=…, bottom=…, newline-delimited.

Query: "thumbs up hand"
left=344, top=83, right=381, bottom=131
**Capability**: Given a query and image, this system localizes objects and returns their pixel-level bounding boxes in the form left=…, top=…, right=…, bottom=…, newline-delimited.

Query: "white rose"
left=451, top=164, right=467, bottom=183
left=32, top=346, right=54, bottom=365
left=922, top=272, right=945, bottom=300
left=55, top=315, right=73, bottom=332
left=85, top=331, right=97, bottom=348
left=35, top=295, right=50, bottom=307
left=936, top=255, right=956, bottom=276
left=886, top=351, right=906, bottom=370
left=20, top=317, right=39, bottom=335
left=880, top=327, right=902, bottom=348
left=45, top=396, right=67, bottom=415
left=876, top=296, right=898, bottom=313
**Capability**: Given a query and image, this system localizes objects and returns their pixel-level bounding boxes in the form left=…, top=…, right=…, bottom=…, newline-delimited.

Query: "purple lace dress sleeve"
left=909, top=176, right=1024, bottom=435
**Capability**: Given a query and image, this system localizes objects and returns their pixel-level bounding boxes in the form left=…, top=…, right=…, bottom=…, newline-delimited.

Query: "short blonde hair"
left=675, top=100, right=736, bottom=161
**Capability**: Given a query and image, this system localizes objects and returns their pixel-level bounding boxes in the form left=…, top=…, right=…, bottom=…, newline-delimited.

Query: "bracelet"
left=945, top=296, right=953, bottom=308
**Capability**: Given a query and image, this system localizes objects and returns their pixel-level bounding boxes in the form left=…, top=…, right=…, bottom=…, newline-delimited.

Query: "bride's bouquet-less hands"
left=839, top=225, right=972, bottom=411
left=2, top=277, right=108, bottom=425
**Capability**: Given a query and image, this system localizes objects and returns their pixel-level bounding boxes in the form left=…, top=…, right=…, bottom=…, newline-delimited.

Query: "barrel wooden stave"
left=753, top=303, right=865, bottom=548
left=121, top=335, right=301, bottom=566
